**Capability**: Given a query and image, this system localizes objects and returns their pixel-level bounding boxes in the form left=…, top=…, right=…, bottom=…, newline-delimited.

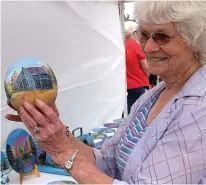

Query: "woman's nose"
left=143, top=37, right=160, bottom=53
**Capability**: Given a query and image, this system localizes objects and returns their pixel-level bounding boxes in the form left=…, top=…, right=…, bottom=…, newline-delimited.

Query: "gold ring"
left=33, top=125, right=40, bottom=133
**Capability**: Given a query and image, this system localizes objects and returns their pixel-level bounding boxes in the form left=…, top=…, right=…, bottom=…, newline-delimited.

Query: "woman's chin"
left=148, top=61, right=168, bottom=76
left=148, top=67, right=166, bottom=77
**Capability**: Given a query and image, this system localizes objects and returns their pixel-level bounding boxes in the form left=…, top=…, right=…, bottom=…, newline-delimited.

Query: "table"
left=4, top=120, right=125, bottom=184
left=9, top=170, right=76, bottom=184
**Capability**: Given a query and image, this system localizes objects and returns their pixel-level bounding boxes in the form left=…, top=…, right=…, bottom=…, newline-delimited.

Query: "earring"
left=194, top=53, right=198, bottom=60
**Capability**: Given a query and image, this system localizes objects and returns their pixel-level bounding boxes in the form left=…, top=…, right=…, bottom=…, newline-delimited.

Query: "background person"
left=124, top=21, right=149, bottom=114
left=149, top=74, right=157, bottom=88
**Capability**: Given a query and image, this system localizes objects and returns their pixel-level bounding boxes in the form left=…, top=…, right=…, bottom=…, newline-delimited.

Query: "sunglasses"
left=134, top=29, right=179, bottom=45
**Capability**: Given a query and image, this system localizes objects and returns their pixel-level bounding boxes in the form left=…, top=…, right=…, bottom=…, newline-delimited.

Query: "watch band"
left=70, top=149, right=78, bottom=162
left=65, top=149, right=79, bottom=170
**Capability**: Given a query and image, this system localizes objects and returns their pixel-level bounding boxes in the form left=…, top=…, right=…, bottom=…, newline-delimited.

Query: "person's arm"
left=68, top=122, right=128, bottom=183
left=55, top=120, right=130, bottom=184
left=5, top=99, right=126, bottom=181
left=5, top=100, right=96, bottom=165
left=67, top=133, right=96, bottom=165
left=17, top=99, right=130, bottom=184
left=62, top=102, right=205, bottom=184
left=67, top=98, right=205, bottom=184
left=139, top=59, right=149, bottom=76
left=135, top=41, right=149, bottom=76
left=65, top=152, right=114, bottom=184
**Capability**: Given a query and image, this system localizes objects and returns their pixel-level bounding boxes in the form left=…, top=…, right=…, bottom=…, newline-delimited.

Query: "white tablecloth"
left=9, top=170, right=76, bottom=184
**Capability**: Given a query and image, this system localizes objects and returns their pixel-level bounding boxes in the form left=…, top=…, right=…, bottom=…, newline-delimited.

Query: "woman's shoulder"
left=174, top=64, right=206, bottom=108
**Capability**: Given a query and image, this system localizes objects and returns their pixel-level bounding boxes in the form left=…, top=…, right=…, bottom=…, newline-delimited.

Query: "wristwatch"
left=65, top=149, right=79, bottom=170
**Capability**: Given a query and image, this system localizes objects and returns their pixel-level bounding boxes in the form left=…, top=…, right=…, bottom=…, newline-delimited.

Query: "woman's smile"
left=147, top=57, right=168, bottom=62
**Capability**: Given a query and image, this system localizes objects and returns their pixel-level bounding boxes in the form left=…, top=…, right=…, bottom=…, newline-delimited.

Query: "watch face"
left=65, top=161, right=72, bottom=169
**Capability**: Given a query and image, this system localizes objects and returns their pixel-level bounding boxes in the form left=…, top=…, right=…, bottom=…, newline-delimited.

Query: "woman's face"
left=139, top=22, right=195, bottom=79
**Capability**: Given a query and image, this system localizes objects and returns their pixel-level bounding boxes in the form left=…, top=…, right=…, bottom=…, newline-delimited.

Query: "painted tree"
left=25, top=139, right=31, bottom=153
left=11, top=71, right=18, bottom=84
left=29, top=136, right=37, bottom=156
left=5, top=77, right=19, bottom=99
left=6, top=145, right=13, bottom=164
left=11, top=147, right=17, bottom=158
left=19, top=145, right=24, bottom=155
left=5, top=81, right=13, bottom=99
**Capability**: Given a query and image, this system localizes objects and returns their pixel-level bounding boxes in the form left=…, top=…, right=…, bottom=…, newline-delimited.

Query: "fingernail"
left=35, top=99, right=44, bottom=107
left=24, top=102, right=31, bottom=109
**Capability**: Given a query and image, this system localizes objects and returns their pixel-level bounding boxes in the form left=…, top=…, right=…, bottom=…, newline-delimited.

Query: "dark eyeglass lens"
left=139, top=31, right=149, bottom=41
left=153, top=33, right=171, bottom=45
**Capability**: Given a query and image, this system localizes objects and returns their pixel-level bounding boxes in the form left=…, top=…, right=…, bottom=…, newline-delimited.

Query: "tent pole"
left=118, top=1, right=128, bottom=117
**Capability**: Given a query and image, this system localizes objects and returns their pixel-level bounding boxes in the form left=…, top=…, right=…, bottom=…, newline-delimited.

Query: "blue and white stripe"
left=116, top=97, right=158, bottom=176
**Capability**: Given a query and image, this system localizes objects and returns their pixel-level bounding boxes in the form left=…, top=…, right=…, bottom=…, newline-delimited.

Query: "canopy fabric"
left=1, top=1, right=126, bottom=148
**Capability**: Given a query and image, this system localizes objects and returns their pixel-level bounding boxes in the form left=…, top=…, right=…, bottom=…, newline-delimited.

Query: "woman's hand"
left=11, top=99, right=71, bottom=167
left=5, top=100, right=59, bottom=122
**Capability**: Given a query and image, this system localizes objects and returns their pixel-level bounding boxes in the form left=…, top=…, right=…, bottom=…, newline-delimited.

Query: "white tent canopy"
left=1, top=1, right=126, bottom=149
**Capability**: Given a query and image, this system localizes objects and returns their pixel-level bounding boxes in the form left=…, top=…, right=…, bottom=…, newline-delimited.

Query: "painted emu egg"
left=4, top=58, right=58, bottom=110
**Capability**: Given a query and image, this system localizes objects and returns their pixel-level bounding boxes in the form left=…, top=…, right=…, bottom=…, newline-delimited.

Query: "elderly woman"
left=5, top=1, right=206, bottom=184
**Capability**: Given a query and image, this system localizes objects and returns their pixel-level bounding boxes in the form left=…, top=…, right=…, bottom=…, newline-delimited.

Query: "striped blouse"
left=116, top=96, right=158, bottom=179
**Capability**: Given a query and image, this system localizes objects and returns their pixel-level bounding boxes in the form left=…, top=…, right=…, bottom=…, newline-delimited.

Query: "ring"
left=33, top=125, right=40, bottom=133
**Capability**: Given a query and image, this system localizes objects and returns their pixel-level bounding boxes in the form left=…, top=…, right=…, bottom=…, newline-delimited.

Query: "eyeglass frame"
left=133, top=29, right=180, bottom=45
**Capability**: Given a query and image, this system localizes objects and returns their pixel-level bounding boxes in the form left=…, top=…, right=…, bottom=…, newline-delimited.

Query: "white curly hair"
left=124, top=21, right=138, bottom=39
left=134, top=1, right=206, bottom=64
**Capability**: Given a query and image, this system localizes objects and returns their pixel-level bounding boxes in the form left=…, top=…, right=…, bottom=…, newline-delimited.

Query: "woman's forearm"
left=68, top=133, right=96, bottom=165
left=67, top=151, right=114, bottom=184
left=59, top=132, right=113, bottom=184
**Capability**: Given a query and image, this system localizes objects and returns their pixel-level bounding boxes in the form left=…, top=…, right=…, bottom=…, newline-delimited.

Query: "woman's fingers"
left=51, top=104, right=59, bottom=117
left=7, top=100, right=17, bottom=111
left=6, top=100, right=22, bottom=122
left=5, top=114, right=22, bottom=122
left=19, top=107, right=50, bottom=141
left=19, top=106, right=38, bottom=134
left=23, top=101, right=49, bottom=126
left=35, top=99, right=59, bottom=125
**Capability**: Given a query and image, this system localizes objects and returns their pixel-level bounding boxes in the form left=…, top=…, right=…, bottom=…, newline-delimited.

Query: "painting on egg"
left=4, top=58, right=58, bottom=110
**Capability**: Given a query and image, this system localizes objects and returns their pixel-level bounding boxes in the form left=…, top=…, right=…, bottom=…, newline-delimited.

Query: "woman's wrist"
left=58, top=147, right=77, bottom=168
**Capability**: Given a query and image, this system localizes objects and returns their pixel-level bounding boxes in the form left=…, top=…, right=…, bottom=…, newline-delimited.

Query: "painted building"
left=15, top=67, right=53, bottom=91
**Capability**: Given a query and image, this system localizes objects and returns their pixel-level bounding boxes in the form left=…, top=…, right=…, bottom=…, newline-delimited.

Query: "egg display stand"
left=6, top=128, right=40, bottom=184
left=19, top=164, right=40, bottom=184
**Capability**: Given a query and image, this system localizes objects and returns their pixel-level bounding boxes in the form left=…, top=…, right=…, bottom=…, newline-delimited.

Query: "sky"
left=6, top=129, right=29, bottom=148
left=5, top=58, right=46, bottom=82
left=124, top=2, right=135, bottom=20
